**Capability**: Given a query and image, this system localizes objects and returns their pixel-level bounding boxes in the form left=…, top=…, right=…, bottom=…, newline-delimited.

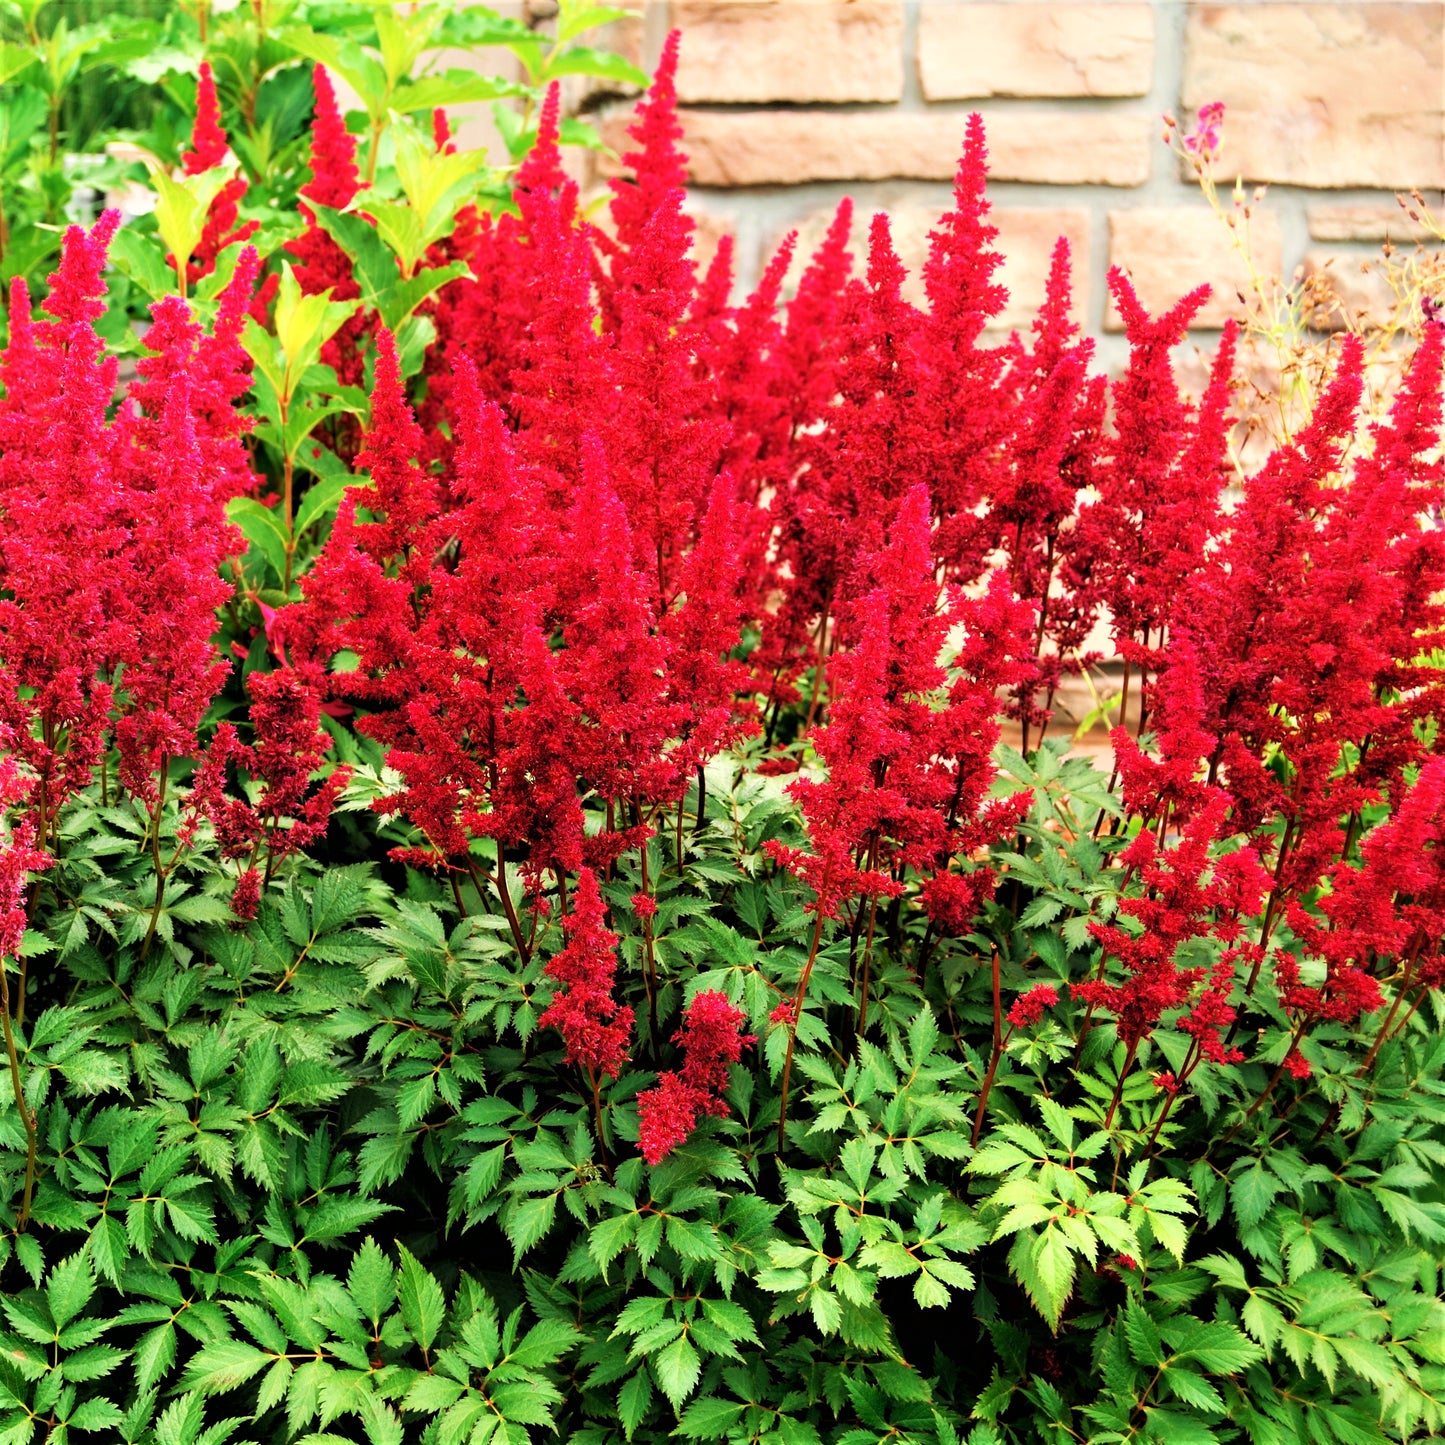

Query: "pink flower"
left=1183, top=101, right=1225, bottom=160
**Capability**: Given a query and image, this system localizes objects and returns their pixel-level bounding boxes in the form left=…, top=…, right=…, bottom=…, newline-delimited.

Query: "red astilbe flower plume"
left=637, top=990, right=754, bottom=1165
left=129, top=246, right=261, bottom=502
left=1180, top=336, right=1367, bottom=834
left=771, top=488, right=1032, bottom=925
left=426, top=84, right=572, bottom=425
left=288, top=328, right=431, bottom=714
left=180, top=62, right=259, bottom=287
left=600, top=29, right=690, bottom=327
left=351, top=329, right=434, bottom=571
left=515, top=85, right=571, bottom=214
left=112, top=373, right=235, bottom=804
left=298, top=63, right=363, bottom=215
left=920, top=114, right=1011, bottom=577
left=1112, top=636, right=1216, bottom=829
left=972, top=239, right=1106, bottom=726
left=291, top=325, right=432, bottom=682
left=1285, top=757, right=1445, bottom=1021
left=189, top=669, right=350, bottom=875
left=0, top=212, right=258, bottom=829
left=1176, top=332, right=1439, bottom=916
left=751, top=202, right=857, bottom=707
left=922, top=114, right=1006, bottom=345
left=0, top=214, right=128, bottom=833
left=1077, top=276, right=1233, bottom=672
left=0, top=761, right=52, bottom=958
left=539, top=868, right=635, bottom=1081
left=1274, top=324, right=1445, bottom=846
left=769, top=216, right=930, bottom=706
left=776, top=199, right=856, bottom=435
left=508, top=105, right=611, bottom=510
left=442, top=367, right=580, bottom=875
left=691, top=233, right=735, bottom=337
left=288, top=65, right=367, bottom=389
left=1346, top=319, right=1445, bottom=800
left=291, top=349, right=506, bottom=871
left=378, top=362, right=584, bottom=883
left=606, top=189, right=723, bottom=610
left=1074, top=794, right=1269, bottom=1051
left=919, top=569, right=1038, bottom=935
left=554, top=444, right=689, bottom=858
left=661, top=479, right=755, bottom=772
left=697, top=232, right=795, bottom=505
left=182, top=61, right=229, bottom=173
left=1008, top=984, right=1059, bottom=1030
left=610, top=30, right=686, bottom=249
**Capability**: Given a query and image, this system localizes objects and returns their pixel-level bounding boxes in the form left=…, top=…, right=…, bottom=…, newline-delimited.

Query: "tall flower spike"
left=0, top=215, right=125, bottom=832
left=538, top=869, right=635, bottom=1081
left=922, top=113, right=1006, bottom=344
left=191, top=671, right=351, bottom=869
left=513, top=82, right=569, bottom=222
left=179, top=62, right=259, bottom=285
left=1077, top=269, right=1219, bottom=666
left=183, top=62, right=229, bottom=174
left=288, top=65, right=367, bottom=388
left=353, top=328, right=433, bottom=570
left=114, top=368, right=233, bottom=804
left=607, top=188, right=722, bottom=609
left=130, top=246, right=261, bottom=503
left=556, top=437, right=687, bottom=817
left=609, top=30, right=688, bottom=256
left=637, top=990, right=754, bottom=1165
left=300, top=65, right=362, bottom=213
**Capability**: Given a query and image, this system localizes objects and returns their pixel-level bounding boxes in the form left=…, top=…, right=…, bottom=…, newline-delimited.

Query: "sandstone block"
left=1308, top=204, right=1438, bottom=245
left=650, top=109, right=1151, bottom=187
left=671, top=0, right=904, bottom=103
left=918, top=2, right=1153, bottom=99
left=1181, top=3, right=1445, bottom=189
left=773, top=202, right=1091, bottom=328
left=1106, top=207, right=1283, bottom=329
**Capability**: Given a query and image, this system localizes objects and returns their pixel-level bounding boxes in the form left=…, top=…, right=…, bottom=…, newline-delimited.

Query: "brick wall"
left=575, top=0, right=1444, bottom=363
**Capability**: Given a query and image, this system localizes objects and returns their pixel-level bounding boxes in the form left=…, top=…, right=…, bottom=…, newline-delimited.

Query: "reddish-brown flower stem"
left=971, top=950, right=1004, bottom=1146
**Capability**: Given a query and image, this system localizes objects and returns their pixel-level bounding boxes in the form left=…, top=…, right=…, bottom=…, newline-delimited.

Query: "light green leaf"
left=652, top=1334, right=701, bottom=1412
left=396, top=1243, right=446, bottom=1353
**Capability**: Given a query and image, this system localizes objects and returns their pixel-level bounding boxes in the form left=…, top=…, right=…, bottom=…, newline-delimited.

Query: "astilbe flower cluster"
left=767, top=487, right=1032, bottom=924
left=259, top=42, right=1445, bottom=1136
left=288, top=65, right=369, bottom=391
left=637, top=990, right=754, bottom=1165
left=1137, top=318, right=1445, bottom=960
left=1008, top=984, right=1059, bottom=1031
left=189, top=670, right=350, bottom=915
left=180, top=62, right=261, bottom=292
left=538, top=869, right=634, bottom=1083
left=1279, top=756, right=1445, bottom=1050
left=1075, top=794, right=1269, bottom=1063
left=0, top=214, right=257, bottom=849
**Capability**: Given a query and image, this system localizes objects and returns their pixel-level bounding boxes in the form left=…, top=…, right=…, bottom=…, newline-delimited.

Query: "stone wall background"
left=540, top=0, right=1444, bottom=366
